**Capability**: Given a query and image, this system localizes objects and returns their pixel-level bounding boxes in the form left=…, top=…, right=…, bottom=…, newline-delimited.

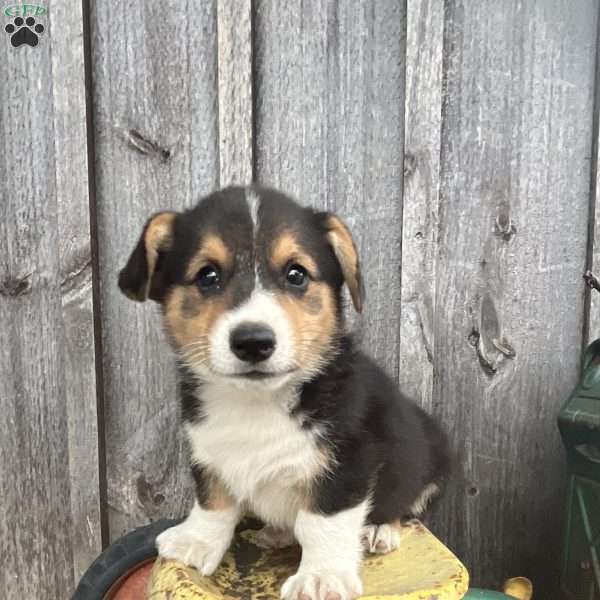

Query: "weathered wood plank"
left=399, top=0, right=444, bottom=410
left=90, top=1, right=223, bottom=540
left=425, top=1, right=597, bottom=595
left=217, top=0, right=253, bottom=186
left=585, top=20, right=600, bottom=344
left=56, top=0, right=104, bottom=581
left=0, top=1, right=101, bottom=596
left=254, top=0, right=406, bottom=376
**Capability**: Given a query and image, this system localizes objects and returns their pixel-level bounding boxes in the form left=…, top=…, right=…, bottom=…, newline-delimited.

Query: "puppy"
left=118, top=185, right=451, bottom=600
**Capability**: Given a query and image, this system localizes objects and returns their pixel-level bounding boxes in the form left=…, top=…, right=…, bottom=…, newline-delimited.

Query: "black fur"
left=118, top=186, right=348, bottom=313
left=176, top=332, right=452, bottom=521
left=120, top=184, right=452, bottom=524
left=190, top=462, right=212, bottom=506
left=295, top=335, right=451, bottom=522
left=178, top=364, right=204, bottom=424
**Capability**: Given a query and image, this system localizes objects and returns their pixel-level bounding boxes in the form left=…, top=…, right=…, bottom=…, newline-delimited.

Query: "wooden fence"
left=1, top=1, right=599, bottom=597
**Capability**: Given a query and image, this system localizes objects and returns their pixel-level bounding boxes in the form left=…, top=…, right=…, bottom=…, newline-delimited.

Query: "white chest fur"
left=185, top=381, right=324, bottom=528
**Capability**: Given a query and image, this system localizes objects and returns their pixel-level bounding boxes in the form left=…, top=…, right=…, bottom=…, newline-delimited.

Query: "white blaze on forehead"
left=245, top=188, right=261, bottom=286
left=246, top=188, right=261, bottom=231
left=209, top=289, right=295, bottom=377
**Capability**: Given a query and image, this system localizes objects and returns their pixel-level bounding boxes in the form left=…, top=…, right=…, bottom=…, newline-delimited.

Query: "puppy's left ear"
left=118, top=211, right=177, bottom=302
left=320, top=213, right=364, bottom=312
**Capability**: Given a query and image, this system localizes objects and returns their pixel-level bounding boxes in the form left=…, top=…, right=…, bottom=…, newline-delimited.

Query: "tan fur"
left=137, top=211, right=176, bottom=301
left=144, top=219, right=346, bottom=381
left=269, top=231, right=319, bottom=276
left=163, top=235, right=235, bottom=360
left=324, top=215, right=363, bottom=312
left=185, top=235, right=233, bottom=281
left=204, top=472, right=235, bottom=511
left=268, top=230, right=339, bottom=374
left=276, top=283, right=338, bottom=374
left=409, top=482, right=439, bottom=515
left=164, top=286, right=231, bottom=361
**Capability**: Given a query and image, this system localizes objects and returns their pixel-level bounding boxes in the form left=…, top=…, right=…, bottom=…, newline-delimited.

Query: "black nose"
left=230, top=323, right=276, bottom=363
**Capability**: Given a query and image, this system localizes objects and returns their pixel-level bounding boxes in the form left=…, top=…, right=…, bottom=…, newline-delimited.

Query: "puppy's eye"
left=286, top=264, right=308, bottom=288
left=196, top=265, right=221, bottom=290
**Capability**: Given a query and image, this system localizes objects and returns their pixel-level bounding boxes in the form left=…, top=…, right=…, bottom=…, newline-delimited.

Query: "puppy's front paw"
left=361, top=523, right=400, bottom=555
left=156, top=523, right=227, bottom=576
left=281, top=570, right=362, bottom=600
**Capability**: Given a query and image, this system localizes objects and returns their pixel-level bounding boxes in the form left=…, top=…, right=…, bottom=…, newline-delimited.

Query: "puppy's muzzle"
left=229, top=323, right=276, bottom=363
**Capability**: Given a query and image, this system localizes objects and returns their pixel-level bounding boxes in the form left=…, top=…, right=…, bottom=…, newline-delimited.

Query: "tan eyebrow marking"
left=269, top=230, right=319, bottom=276
left=185, top=234, right=233, bottom=280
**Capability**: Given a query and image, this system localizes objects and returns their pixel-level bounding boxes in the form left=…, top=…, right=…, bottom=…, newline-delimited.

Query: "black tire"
left=72, top=518, right=181, bottom=600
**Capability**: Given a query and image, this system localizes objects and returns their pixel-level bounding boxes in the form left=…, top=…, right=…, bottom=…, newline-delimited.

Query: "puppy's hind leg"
left=361, top=482, right=442, bottom=555
left=361, top=521, right=401, bottom=555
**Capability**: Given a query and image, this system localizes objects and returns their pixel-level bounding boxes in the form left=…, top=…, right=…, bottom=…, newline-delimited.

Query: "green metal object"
left=463, top=590, right=513, bottom=599
left=558, top=338, right=600, bottom=599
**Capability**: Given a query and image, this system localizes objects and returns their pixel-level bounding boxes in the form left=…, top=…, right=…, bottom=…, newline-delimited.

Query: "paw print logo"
left=5, top=16, right=44, bottom=47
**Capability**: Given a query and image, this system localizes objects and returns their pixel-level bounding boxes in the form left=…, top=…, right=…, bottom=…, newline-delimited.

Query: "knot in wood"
left=0, top=273, right=32, bottom=297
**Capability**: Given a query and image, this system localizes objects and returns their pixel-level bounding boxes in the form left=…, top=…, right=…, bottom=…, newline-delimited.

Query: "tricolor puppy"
left=118, top=186, right=451, bottom=600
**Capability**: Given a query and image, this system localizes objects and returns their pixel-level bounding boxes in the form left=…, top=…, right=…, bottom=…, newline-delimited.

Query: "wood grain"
left=90, top=0, right=221, bottom=540
left=217, top=0, right=253, bottom=186
left=0, top=3, right=595, bottom=598
left=399, top=0, right=444, bottom=410
left=55, top=0, right=104, bottom=582
left=585, top=18, right=600, bottom=344
left=0, top=0, right=101, bottom=596
left=253, top=0, right=406, bottom=376
left=425, top=1, right=597, bottom=596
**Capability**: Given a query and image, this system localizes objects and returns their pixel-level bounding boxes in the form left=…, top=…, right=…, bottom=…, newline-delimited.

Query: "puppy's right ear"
left=118, top=211, right=177, bottom=302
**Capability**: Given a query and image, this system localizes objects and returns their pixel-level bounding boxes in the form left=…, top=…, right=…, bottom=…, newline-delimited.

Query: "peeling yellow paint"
left=148, top=520, right=469, bottom=600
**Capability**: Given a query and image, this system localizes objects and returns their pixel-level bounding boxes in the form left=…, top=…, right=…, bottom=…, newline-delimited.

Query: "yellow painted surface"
left=148, top=520, right=469, bottom=600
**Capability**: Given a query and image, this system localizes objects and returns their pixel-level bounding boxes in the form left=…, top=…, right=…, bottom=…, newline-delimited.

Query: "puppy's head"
left=119, top=186, right=363, bottom=387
